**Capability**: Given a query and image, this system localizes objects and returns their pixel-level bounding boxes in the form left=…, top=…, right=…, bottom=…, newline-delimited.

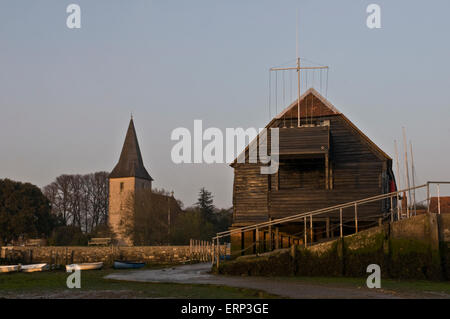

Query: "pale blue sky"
left=1, top=0, right=449, bottom=208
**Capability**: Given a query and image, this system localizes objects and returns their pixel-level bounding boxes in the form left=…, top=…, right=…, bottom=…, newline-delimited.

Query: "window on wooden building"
left=278, top=158, right=325, bottom=190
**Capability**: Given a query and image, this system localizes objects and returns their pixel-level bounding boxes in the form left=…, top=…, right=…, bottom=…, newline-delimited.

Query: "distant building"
left=109, top=117, right=182, bottom=246
left=230, top=88, right=397, bottom=253
left=430, top=197, right=450, bottom=214
left=109, top=118, right=154, bottom=245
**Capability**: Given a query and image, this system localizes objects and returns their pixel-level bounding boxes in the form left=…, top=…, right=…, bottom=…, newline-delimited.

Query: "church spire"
left=109, top=118, right=153, bottom=181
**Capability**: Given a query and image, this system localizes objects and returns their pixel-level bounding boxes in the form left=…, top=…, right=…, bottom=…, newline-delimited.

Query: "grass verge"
left=0, top=267, right=277, bottom=299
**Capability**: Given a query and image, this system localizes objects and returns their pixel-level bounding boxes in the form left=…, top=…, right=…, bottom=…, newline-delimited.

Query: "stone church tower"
left=109, top=118, right=153, bottom=246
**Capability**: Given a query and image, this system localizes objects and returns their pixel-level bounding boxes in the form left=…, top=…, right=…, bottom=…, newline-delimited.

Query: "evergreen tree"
left=195, top=187, right=215, bottom=223
left=0, top=179, right=58, bottom=244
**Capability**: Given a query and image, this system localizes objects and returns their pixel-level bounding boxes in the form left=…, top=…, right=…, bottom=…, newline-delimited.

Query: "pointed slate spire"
left=110, top=118, right=153, bottom=181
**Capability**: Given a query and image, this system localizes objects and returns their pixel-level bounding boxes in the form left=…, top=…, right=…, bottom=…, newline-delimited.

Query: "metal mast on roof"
left=410, top=141, right=417, bottom=216
left=269, top=11, right=329, bottom=127
left=402, top=127, right=411, bottom=218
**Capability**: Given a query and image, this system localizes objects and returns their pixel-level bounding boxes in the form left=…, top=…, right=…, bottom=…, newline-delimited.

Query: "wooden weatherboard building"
left=230, top=88, right=396, bottom=254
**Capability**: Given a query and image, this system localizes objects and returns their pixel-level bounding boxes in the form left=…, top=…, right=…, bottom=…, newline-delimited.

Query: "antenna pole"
left=297, top=57, right=301, bottom=127
left=268, top=11, right=328, bottom=127
left=296, top=10, right=300, bottom=127
left=296, top=9, right=299, bottom=58
left=402, top=127, right=411, bottom=218
left=394, top=140, right=401, bottom=218
left=410, top=141, right=417, bottom=215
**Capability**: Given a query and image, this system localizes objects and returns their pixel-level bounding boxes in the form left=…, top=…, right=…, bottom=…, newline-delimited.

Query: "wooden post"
left=240, top=230, right=244, bottom=256
left=204, top=241, right=206, bottom=261
left=216, top=238, right=220, bottom=269
left=329, top=162, right=333, bottom=190
left=201, top=241, right=204, bottom=262
left=390, top=196, right=394, bottom=222
left=310, top=215, right=313, bottom=243
left=354, top=203, right=358, bottom=233
left=438, top=184, right=441, bottom=215
left=275, top=228, right=279, bottom=249
left=255, top=228, right=260, bottom=254
left=268, top=222, right=272, bottom=251
left=211, top=241, right=215, bottom=265
left=264, top=231, right=267, bottom=252
left=340, top=208, right=343, bottom=238
left=325, top=154, right=329, bottom=190
left=304, top=216, right=307, bottom=247
left=378, top=218, right=383, bottom=227
left=326, top=218, right=330, bottom=239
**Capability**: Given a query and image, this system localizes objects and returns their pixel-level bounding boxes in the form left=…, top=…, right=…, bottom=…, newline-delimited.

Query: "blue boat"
left=113, top=260, right=146, bottom=269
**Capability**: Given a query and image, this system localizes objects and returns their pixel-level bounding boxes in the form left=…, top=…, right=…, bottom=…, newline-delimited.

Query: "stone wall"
left=0, top=245, right=192, bottom=267
left=218, top=214, right=450, bottom=280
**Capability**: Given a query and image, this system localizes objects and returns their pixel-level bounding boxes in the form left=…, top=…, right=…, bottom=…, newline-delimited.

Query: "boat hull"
left=113, top=261, right=146, bottom=269
left=0, top=265, right=20, bottom=273
left=66, top=262, right=103, bottom=271
left=21, top=263, right=49, bottom=273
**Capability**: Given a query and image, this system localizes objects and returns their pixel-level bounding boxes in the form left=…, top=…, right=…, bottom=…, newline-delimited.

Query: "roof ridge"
left=275, top=87, right=341, bottom=119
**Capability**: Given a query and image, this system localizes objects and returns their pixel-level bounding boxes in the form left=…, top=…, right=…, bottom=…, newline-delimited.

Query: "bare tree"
left=43, top=172, right=109, bottom=233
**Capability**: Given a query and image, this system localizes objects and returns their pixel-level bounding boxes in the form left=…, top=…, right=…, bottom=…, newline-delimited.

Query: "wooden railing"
left=212, top=181, right=450, bottom=268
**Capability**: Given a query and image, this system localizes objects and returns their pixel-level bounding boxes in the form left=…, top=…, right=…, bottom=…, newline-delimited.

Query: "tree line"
left=121, top=187, right=232, bottom=245
left=0, top=174, right=232, bottom=246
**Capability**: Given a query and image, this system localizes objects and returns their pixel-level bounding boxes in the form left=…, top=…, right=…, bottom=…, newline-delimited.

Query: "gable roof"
left=231, top=88, right=391, bottom=166
left=275, top=88, right=341, bottom=120
left=109, top=118, right=153, bottom=181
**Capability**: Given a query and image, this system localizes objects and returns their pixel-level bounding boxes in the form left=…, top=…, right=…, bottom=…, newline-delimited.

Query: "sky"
left=1, top=0, right=450, bottom=208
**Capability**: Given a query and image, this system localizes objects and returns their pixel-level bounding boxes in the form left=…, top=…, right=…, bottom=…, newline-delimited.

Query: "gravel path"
left=105, top=263, right=436, bottom=299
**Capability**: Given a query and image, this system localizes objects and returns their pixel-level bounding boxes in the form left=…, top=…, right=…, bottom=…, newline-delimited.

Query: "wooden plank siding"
left=276, top=126, right=329, bottom=156
left=231, top=90, right=394, bottom=226
left=233, top=165, right=269, bottom=223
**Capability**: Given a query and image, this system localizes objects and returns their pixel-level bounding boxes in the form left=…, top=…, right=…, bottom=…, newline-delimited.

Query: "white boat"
left=0, top=265, right=20, bottom=273
left=21, top=263, right=49, bottom=273
left=65, top=262, right=103, bottom=271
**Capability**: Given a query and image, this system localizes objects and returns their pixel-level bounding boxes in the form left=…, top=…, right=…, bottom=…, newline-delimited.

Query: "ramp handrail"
left=211, top=181, right=450, bottom=267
